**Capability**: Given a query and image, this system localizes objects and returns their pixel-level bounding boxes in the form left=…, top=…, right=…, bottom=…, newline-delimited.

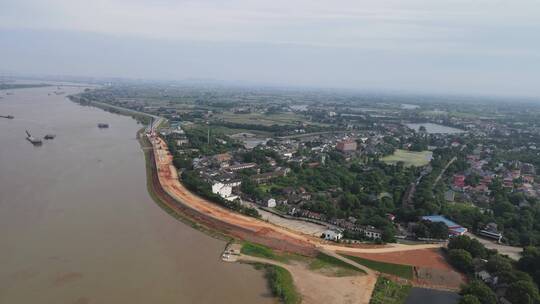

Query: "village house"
left=321, top=229, right=343, bottom=242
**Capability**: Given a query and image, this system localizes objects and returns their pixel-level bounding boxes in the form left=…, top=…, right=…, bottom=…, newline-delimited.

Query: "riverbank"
left=68, top=96, right=154, bottom=125
left=75, top=95, right=441, bottom=255
left=0, top=85, right=277, bottom=304
left=138, top=131, right=233, bottom=242
left=72, top=97, right=458, bottom=303
left=232, top=242, right=376, bottom=304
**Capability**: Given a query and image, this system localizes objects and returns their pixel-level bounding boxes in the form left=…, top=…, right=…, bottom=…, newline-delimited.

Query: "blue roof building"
left=422, top=215, right=467, bottom=236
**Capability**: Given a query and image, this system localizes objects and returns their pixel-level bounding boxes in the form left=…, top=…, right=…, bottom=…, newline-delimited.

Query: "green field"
left=308, top=252, right=366, bottom=276
left=340, top=254, right=413, bottom=279
left=241, top=242, right=289, bottom=263
left=382, top=149, right=432, bottom=167
left=183, top=123, right=273, bottom=139
left=216, top=112, right=311, bottom=126
left=369, top=277, right=412, bottom=304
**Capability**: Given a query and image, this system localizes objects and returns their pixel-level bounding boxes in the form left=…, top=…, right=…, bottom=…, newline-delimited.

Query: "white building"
left=321, top=229, right=343, bottom=242
left=362, top=227, right=382, bottom=240
left=212, top=182, right=232, bottom=198
left=266, top=198, right=277, bottom=208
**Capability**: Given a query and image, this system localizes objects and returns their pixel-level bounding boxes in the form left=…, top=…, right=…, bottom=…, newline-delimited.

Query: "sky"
left=1, top=0, right=539, bottom=97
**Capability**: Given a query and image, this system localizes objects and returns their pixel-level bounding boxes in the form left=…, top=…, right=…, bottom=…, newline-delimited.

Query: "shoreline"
left=70, top=96, right=464, bottom=303
left=76, top=97, right=443, bottom=254
left=144, top=132, right=318, bottom=255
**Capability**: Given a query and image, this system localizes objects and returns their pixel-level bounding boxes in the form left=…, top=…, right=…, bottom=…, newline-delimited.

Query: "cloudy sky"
left=1, top=0, right=539, bottom=97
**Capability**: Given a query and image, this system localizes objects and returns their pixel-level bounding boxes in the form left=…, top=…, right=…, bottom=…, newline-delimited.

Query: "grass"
left=369, top=277, right=412, bottom=304
left=216, top=111, right=310, bottom=126
left=340, top=254, right=413, bottom=280
left=309, top=253, right=366, bottom=275
left=184, top=123, right=273, bottom=136
left=259, top=264, right=301, bottom=304
left=241, top=242, right=289, bottom=263
left=382, top=149, right=432, bottom=167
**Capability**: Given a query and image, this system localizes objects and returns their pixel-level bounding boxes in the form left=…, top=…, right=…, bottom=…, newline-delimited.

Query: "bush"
left=448, top=235, right=487, bottom=258
left=505, top=280, right=540, bottom=304
left=265, top=265, right=301, bottom=304
left=459, top=295, right=481, bottom=304
left=241, top=242, right=284, bottom=262
left=460, top=280, right=497, bottom=304
left=448, top=249, right=473, bottom=273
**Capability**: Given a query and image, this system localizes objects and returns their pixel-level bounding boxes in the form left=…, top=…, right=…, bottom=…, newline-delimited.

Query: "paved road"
left=465, top=233, right=522, bottom=260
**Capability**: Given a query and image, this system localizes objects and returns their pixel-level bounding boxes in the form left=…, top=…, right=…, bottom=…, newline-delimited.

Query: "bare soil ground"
left=339, top=249, right=465, bottom=290
left=415, top=267, right=464, bottom=291
left=341, top=249, right=451, bottom=270
left=240, top=255, right=376, bottom=304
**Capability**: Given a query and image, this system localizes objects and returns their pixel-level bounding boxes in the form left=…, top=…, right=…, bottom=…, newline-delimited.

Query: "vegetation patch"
left=260, top=264, right=301, bottom=304
left=382, top=149, right=432, bottom=167
left=369, top=277, right=412, bottom=304
left=309, top=252, right=366, bottom=276
left=216, top=112, right=309, bottom=126
left=241, top=242, right=289, bottom=263
left=341, top=254, right=413, bottom=280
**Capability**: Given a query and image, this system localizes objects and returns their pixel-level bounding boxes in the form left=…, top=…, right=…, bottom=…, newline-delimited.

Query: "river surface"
left=0, top=85, right=274, bottom=304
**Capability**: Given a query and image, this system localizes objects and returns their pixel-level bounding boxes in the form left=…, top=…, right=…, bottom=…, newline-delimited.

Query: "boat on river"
left=26, top=130, right=42, bottom=145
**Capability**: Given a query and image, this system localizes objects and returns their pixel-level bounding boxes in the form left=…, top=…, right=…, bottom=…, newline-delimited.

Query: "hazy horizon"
left=1, top=1, right=539, bottom=98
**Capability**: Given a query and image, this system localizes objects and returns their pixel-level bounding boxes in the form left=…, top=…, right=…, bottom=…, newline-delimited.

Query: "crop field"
left=216, top=112, right=311, bottom=126
left=382, top=149, right=432, bottom=167
left=369, top=277, right=411, bottom=304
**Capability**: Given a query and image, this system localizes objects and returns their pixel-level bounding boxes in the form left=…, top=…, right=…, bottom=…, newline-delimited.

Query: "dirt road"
left=150, top=134, right=444, bottom=256
left=465, top=233, right=522, bottom=260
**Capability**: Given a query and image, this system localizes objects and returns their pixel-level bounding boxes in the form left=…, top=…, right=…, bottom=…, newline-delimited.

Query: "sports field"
left=382, top=149, right=432, bottom=167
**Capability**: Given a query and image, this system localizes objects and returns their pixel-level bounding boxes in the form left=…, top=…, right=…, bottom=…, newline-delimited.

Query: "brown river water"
left=0, top=85, right=274, bottom=304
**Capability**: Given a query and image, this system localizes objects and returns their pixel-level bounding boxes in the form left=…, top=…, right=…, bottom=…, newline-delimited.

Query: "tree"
left=468, top=239, right=487, bottom=259
left=459, top=295, right=481, bottom=304
left=460, top=280, right=497, bottom=304
left=429, top=221, right=450, bottom=239
left=505, top=280, right=540, bottom=304
left=449, top=235, right=472, bottom=251
left=447, top=235, right=487, bottom=258
left=518, top=246, right=540, bottom=287
left=448, top=249, right=473, bottom=273
left=381, top=226, right=396, bottom=243
left=465, top=174, right=481, bottom=187
left=486, top=255, right=512, bottom=274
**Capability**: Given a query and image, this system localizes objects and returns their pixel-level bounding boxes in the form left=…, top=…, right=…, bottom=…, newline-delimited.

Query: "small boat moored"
left=26, top=130, right=43, bottom=145
left=98, top=123, right=109, bottom=128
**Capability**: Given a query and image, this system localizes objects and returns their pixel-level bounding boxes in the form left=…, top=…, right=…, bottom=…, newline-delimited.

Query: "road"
left=150, top=132, right=446, bottom=256
left=465, top=233, right=522, bottom=260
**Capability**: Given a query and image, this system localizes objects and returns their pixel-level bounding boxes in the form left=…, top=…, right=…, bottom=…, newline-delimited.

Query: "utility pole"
left=207, top=121, right=210, bottom=145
